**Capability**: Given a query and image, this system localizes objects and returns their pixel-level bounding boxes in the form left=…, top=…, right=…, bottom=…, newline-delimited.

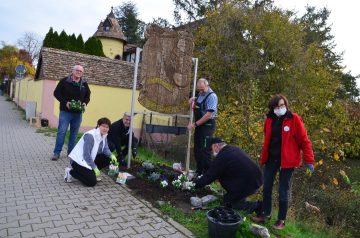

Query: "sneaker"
left=272, top=220, right=285, bottom=230
left=96, top=177, right=102, bottom=182
left=51, top=154, right=60, bottom=161
left=64, top=167, right=73, bottom=183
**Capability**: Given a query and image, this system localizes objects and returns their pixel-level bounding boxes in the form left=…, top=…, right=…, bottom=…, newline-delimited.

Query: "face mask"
left=274, top=107, right=287, bottom=117
left=212, top=151, right=218, bottom=157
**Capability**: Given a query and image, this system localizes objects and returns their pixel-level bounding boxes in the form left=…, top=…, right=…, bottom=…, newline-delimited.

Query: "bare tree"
left=17, top=32, right=42, bottom=66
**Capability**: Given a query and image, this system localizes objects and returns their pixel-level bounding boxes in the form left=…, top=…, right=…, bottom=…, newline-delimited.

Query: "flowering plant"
left=182, top=181, right=196, bottom=191
left=142, top=160, right=155, bottom=171
left=148, top=172, right=161, bottom=181
left=160, top=180, right=168, bottom=188
left=172, top=179, right=183, bottom=189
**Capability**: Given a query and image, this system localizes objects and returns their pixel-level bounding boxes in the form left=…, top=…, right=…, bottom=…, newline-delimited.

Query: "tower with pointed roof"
left=94, top=7, right=127, bottom=59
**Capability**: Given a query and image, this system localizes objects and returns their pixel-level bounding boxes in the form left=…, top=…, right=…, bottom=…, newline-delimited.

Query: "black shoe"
left=51, top=154, right=60, bottom=161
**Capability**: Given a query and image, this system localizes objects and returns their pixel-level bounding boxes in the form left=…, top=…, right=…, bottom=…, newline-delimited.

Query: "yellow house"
left=19, top=47, right=149, bottom=137
left=94, top=8, right=127, bottom=60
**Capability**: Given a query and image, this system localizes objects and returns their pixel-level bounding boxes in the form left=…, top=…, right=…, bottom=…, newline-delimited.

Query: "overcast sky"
left=0, top=0, right=359, bottom=84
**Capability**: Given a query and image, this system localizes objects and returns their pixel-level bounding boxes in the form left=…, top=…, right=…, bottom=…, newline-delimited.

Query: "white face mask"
left=212, top=152, right=218, bottom=157
left=274, top=107, right=287, bottom=117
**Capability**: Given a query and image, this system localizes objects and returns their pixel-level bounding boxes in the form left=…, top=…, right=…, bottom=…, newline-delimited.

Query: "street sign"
left=15, top=64, right=27, bottom=75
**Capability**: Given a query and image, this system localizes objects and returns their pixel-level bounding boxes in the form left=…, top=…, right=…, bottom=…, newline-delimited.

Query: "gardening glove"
left=132, top=148, right=137, bottom=158
left=93, top=167, right=101, bottom=177
left=110, top=154, right=117, bottom=164
left=305, top=164, right=314, bottom=173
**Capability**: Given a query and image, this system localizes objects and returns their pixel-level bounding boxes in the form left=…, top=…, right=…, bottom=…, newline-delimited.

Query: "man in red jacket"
left=253, top=94, right=314, bottom=230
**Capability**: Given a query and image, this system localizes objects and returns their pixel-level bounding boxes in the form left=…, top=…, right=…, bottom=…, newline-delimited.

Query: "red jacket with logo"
left=260, top=112, right=314, bottom=168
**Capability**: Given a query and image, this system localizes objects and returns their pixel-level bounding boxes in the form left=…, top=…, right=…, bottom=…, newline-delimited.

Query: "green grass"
left=135, top=147, right=173, bottom=167
left=159, top=202, right=337, bottom=238
left=36, top=127, right=83, bottom=144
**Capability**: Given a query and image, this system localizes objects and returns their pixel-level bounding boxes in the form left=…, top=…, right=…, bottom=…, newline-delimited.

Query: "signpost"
left=15, top=64, right=26, bottom=108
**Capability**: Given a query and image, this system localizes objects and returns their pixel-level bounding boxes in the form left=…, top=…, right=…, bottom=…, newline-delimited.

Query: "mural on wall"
left=139, top=24, right=194, bottom=113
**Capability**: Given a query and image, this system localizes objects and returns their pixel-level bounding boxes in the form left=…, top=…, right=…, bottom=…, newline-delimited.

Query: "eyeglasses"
left=274, top=104, right=286, bottom=110
left=75, top=69, right=84, bottom=73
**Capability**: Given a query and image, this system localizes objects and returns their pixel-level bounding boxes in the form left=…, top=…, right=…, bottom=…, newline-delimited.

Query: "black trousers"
left=223, top=192, right=261, bottom=215
left=193, top=120, right=215, bottom=174
left=108, top=137, right=138, bottom=161
left=70, top=154, right=110, bottom=187
left=263, top=160, right=294, bottom=220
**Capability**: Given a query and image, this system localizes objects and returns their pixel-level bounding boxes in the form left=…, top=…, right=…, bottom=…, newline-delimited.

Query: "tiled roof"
left=93, top=9, right=127, bottom=42
left=35, top=47, right=139, bottom=89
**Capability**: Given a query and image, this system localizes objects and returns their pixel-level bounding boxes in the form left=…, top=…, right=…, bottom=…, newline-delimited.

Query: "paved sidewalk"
left=0, top=96, right=193, bottom=238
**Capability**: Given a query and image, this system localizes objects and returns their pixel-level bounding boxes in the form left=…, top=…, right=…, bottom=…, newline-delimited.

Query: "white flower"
left=160, top=180, right=168, bottom=188
left=172, top=179, right=182, bottom=189
left=182, top=181, right=195, bottom=191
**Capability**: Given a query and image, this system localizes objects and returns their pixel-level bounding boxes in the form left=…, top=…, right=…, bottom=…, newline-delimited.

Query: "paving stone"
left=21, top=229, right=46, bottom=238
left=66, top=223, right=87, bottom=232
left=53, top=219, right=75, bottom=228
left=0, top=228, right=7, bottom=237
left=19, top=217, right=42, bottom=226
left=0, top=96, right=193, bottom=238
left=45, top=226, right=69, bottom=236
left=8, top=224, right=32, bottom=236
left=114, top=227, right=138, bottom=237
left=79, top=227, right=102, bottom=237
left=32, top=221, right=55, bottom=231
left=99, top=223, right=121, bottom=233
left=58, top=230, right=82, bottom=238
left=94, top=231, right=118, bottom=238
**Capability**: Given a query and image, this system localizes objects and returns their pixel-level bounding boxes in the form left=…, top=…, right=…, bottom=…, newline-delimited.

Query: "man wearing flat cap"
left=194, top=137, right=263, bottom=214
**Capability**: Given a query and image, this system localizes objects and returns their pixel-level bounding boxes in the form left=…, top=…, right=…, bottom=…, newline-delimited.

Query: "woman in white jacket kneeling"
left=64, top=117, right=117, bottom=187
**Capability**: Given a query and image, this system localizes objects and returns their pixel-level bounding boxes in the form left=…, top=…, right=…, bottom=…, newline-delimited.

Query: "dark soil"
left=118, top=162, right=210, bottom=213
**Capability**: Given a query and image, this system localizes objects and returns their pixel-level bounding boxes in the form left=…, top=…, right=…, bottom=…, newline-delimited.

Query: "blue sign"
left=15, top=64, right=27, bottom=74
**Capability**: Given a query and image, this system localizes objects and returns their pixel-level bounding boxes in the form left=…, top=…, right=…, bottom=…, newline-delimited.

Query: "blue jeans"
left=262, top=160, right=294, bottom=220
left=53, top=111, right=82, bottom=156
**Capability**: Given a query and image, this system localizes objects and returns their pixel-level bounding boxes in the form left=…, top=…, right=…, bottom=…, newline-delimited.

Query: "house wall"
left=98, top=37, right=124, bottom=59
left=14, top=78, right=174, bottom=138
left=52, top=83, right=150, bottom=132
left=14, top=78, right=43, bottom=115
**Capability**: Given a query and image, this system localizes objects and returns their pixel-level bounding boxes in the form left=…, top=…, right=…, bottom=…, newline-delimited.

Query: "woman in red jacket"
left=253, top=94, right=314, bottom=229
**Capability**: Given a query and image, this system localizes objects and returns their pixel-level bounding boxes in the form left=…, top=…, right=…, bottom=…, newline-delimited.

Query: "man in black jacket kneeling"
left=107, top=112, right=138, bottom=165
left=194, top=137, right=263, bottom=214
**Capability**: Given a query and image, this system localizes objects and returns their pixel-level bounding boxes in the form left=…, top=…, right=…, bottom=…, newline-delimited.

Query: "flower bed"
left=118, top=161, right=210, bottom=212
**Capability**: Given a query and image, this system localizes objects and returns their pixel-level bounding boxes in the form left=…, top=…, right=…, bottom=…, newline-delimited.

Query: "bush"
left=292, top=162, right=360, bottom=238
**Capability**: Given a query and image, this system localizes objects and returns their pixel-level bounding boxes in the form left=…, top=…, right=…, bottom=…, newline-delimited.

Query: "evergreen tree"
left=58, top=30, right=70, bottom=50
left=84, top=37, right=105, bottom=56
left=43, top=27, right=54, bottom=47
left=76, top=34, right=85, bottom=53
left=114, top=1, right=145, bottom=45
left=68, top=33, right=77, bottom=52
left=52, top=31, right=60, bottom=49
left=300, top=6, right=359, bottom=100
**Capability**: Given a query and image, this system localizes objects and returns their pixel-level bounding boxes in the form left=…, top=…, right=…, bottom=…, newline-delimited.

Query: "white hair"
left=198, top=78, right=209, bottom=86
left=72, top=65, right=84, bottom=71
left=123, top=112, right=131, bottom=117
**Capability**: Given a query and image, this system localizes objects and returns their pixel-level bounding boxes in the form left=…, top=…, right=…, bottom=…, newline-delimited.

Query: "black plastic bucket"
left=207, top=207, right=242, bottom=238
